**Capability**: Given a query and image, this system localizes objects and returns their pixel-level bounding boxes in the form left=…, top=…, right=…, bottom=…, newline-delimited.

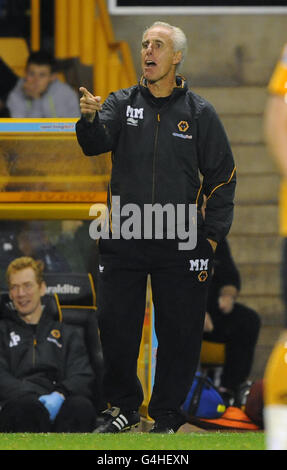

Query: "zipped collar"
left=139, top=75, right=188, bottom=103
left=2, top=302, right=51, bottom=332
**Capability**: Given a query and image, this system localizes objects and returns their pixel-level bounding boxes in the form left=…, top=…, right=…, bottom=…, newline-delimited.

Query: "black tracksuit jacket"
left=0, top=306, right=95, bottom=406
left=76, top=76, right=236, bottom=243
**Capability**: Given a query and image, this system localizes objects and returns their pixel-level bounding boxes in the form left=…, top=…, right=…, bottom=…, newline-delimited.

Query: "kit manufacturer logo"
left=9, top=331, right=20, bottom=347
left=126, top=105, right=144, bottom=127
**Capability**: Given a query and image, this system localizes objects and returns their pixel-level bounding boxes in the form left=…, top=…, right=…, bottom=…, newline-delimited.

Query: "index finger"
left=79, top=87, right=94, bottom=99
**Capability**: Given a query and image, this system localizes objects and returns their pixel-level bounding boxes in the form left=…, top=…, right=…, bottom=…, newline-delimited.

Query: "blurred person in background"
left=17, top=222, right=72, bottom=274
left=0, top=57, right=18, bottom=117
left=7, top=50, right=80, bottom=118
left=203, top=237, right=261, bottom=406
left=264, top=43, right=287, bottom=450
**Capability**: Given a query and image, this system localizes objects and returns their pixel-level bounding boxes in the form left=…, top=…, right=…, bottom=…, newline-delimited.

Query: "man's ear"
left=173, top=50, right=182, bottom=66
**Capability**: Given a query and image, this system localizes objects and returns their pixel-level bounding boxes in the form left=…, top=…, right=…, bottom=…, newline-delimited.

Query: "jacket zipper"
left=152, top=113, right=160, bottom=203
left=32, top=337, right=37, bottom=367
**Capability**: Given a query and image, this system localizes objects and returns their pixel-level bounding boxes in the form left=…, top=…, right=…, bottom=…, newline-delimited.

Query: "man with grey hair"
left=142, top=21, right=188, bottom=72
left=76, top=22, right=236, bottom=433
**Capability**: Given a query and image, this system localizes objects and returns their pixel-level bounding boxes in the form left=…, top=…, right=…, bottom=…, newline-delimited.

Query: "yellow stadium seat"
left=200, top=340, right=225, bottom=366
left=0, top=38, right=29, bottom=77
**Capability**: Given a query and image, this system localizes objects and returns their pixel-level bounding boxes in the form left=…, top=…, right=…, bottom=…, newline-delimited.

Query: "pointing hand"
left=79, top=87, right=102, bottom=122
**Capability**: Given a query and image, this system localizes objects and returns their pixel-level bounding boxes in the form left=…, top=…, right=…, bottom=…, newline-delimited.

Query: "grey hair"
left=142, top=21, right=188, bottom=71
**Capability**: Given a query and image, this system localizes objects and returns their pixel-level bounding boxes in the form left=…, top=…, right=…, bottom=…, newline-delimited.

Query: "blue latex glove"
left=38, top=391, right=65, bottom=421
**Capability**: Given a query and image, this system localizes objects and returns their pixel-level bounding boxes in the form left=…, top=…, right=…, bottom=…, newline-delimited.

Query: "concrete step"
left=237, top=263, right=280, bottom=296
left=256, top=325, right=281, bottom=351
left=221, top=115, right=264, bottom=145
left=192, top=86, right=267, bottom=115
left=235, top=174, right=280, bottom=204
left=230, top=204, right=278, bottom=236
left=228, top=235, right=282, bottom=264
left=233, top=144, right=277, bottom=175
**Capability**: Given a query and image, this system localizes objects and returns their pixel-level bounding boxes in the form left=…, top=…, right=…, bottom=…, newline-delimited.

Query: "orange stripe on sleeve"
left=206, top=166, right=236, bottom=201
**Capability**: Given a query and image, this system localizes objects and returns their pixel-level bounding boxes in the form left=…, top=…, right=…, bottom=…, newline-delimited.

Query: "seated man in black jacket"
left=203, top=239, right=261, bottom=406
left=0, top=57, right=18, bottom=117
left=0, top=256, right=96, bottom=432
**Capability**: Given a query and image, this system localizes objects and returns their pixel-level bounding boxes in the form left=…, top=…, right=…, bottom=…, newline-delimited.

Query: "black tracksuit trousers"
left=97, top=236, right=214, bottom=421
left=203, top=303, right=261, bottom=391
left=0, top=395, right=96, bottom=433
